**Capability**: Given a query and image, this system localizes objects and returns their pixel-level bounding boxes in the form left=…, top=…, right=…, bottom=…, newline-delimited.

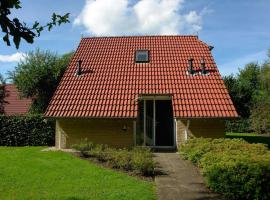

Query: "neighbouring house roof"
left=1, top=84, right=31, bottom=115
left=45, top=35, right=238, bottom=118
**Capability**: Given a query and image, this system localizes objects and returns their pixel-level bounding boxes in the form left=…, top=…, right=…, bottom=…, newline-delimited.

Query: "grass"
left=226, top=132, right=270, bottom=148
left=0, top=147, right=155, bottom=200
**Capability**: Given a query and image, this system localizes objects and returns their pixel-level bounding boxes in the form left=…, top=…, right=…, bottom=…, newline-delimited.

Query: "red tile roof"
left=45, top=35, right=238, bottom=118
left=2, top=84, right=31, bottom=115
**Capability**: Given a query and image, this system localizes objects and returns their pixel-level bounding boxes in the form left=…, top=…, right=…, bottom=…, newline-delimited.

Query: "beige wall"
left=55, top=118, right=225, bottom=149
left=176, top=119, right=225, bottom=146
left=56, top=119, right=134, bottom=149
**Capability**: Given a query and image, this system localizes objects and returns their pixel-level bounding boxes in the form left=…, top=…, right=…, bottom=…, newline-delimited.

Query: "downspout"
left=185, top=120, right=190, bottom=141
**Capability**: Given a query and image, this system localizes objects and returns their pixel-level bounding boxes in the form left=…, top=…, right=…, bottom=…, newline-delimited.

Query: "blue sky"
left=0, top=0, right=269, bottom=77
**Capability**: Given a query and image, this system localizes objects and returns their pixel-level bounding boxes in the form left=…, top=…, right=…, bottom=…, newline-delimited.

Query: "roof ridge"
left=82, top=35, right=198, bottom=39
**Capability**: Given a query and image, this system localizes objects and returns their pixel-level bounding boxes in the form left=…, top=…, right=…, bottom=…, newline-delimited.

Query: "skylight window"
left=135, top=50, right=149, bottom=63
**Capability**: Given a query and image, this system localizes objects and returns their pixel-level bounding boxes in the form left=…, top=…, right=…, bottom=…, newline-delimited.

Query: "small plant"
left=72, top=139, right=95, bottom=155
left=88, top=144, right=109, bottom=162
left=131, top=147, right=155, bottom=176
left=73, top=141, right=155, bottom=176
left=110, top=149, right=132, bottom=170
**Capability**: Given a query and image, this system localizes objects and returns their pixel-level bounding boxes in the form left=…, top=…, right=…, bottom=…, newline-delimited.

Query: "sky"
left=0, top=0, right=270, bottom=78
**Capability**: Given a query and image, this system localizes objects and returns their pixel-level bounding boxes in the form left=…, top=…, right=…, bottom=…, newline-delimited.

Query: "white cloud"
left=183, top=11, right=202, bottom=33
left=0, top=52, right=26, bottom=63
left=74, top=0, right=205, bottom=36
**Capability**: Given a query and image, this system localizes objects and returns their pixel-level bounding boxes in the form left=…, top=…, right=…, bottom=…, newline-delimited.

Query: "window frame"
left=135, top=50, right=150, bottom=63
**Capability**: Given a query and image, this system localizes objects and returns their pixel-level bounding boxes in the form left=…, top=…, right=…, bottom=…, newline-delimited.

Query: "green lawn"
left=226, top=132, right=270, bottom=148
left=0, top=147, right=155, bottom=200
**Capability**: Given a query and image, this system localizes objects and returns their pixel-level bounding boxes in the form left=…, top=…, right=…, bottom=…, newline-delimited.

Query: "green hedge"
left=226, top=133, right=270, bottom=148
left=225, top=118, right=251, bottom=133
left=180, top=138, right=270, bottom=200
left=0, top=115, right=55, bottom=146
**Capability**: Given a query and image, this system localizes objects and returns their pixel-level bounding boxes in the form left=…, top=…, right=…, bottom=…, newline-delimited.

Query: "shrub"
left=200, top=152, right=270, bottom=200
left=72, top=139, right=95, bottom=155
left=180, top=138, right=270, bottom=200
left=180, top=138, right=268, bottom=164
left=73, top=142, right=155, bottom=176
left=89, top=144, right=111, bottom=162
left=0, top=115, right=55, bottom=146
left=131, top=147, right=155, bottom=176
left=225, top=118, right=251, bottom=133
left=226, top=133, right=270, bottom=148
left=110, top=149, right=132, bottom=170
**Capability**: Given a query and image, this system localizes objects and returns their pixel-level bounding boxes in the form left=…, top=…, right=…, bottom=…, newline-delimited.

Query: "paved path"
left=154, top=152, right=224, bottom=200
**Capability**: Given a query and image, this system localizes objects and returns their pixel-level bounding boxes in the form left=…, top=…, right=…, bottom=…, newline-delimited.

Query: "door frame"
left=136, top=95, right=176, bottom=149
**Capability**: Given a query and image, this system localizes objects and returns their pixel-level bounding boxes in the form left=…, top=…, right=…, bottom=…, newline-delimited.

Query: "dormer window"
left=135, top=50, right=149, bottom=63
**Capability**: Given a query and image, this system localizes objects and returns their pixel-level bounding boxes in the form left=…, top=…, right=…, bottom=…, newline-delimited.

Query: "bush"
left=225, top=118, right=252, bottom=133
left=110, top=149, right=132, bottom=170
left=180, top=138, right=270, bottom=200
left=131, top=147, right=155, bottom=176
left=226, top=133, right=270, bottom=148
left=0, top=115, right=55, bottom=146
left=72, top=140, right=95, bottom=155
left=73, top=142, right=155, bottom=176
left=89, top=144, right=111, bottom=162
left=200, top=152, right=270, bottom=200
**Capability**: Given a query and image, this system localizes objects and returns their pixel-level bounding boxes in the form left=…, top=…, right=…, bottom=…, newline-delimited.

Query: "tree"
left=0, top=73, right=6, bottom=114
left=9, top=49, right=73, bottom=113
left=250, top=61, right=270, bottom=134
left=224, top=50, right=270, bottom=134
left=223, top=75, right=241, bottom=114
left=237, top=63, right=260, bottom=117
left=223, top=63, right=260, bottom=118
left=0, top=0, right=69, bottom=49
left=250, top=95, right=270, bottom=134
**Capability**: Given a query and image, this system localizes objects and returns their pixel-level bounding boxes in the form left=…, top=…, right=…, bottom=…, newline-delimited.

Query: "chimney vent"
left=208, top=46, right=214, bottom=51
left=76, top=60, right=82, bottom=76
left=188, top=58, right=194, bottom=75
left=200, top=58, right=206, bottom=75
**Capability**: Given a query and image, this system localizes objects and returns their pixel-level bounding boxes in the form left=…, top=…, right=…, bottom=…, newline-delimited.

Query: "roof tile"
left=2, top=84, right=31, bottom=116
left=45, top=36, right=238, bottom=118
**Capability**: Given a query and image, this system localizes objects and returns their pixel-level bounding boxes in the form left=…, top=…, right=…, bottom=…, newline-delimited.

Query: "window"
left=135, top=50, right=149, bottom=63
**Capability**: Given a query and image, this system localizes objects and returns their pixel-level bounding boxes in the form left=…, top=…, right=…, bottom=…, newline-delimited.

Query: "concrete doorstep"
left=154, top=152, right=225, bottom=200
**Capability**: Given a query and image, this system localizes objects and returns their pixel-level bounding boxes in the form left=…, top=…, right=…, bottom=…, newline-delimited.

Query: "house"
left=1, top=84, right=31, bottom=116
left=45, top=35, right=238, bottom=149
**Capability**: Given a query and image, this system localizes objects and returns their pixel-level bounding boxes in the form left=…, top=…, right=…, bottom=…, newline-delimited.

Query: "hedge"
left=225, top=118, right=252, bottom=133
left=226, top=133, right=270, bottom=148
left=180, top=138, right=270, bottom=200
left=0, top=115, right=55, bottom=146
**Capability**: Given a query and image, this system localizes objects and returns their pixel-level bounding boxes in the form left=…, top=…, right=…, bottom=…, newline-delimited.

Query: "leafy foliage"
left=73, top=141, right=155, bottom=176
left=180, top=138, right=270, bottom=200
left=223, top=63, right=260, bottom=118
left=225, top=118, right=251, bottom=133
left=250, top=62, right=270, bottom=134
left=0, top=0, right=70, bottom=48
left=0, top=115, right=55, bottom=146
left=226, top=133, right=270, bottom=148
left=9, top=49, right=73, bottom=113
left=224, top=51, right=270, bottom=134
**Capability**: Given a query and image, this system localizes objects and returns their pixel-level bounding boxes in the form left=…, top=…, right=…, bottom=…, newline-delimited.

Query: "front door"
left=136, top=98, right=175, bottom=147
left=155, top=100, right=174, bottom=146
